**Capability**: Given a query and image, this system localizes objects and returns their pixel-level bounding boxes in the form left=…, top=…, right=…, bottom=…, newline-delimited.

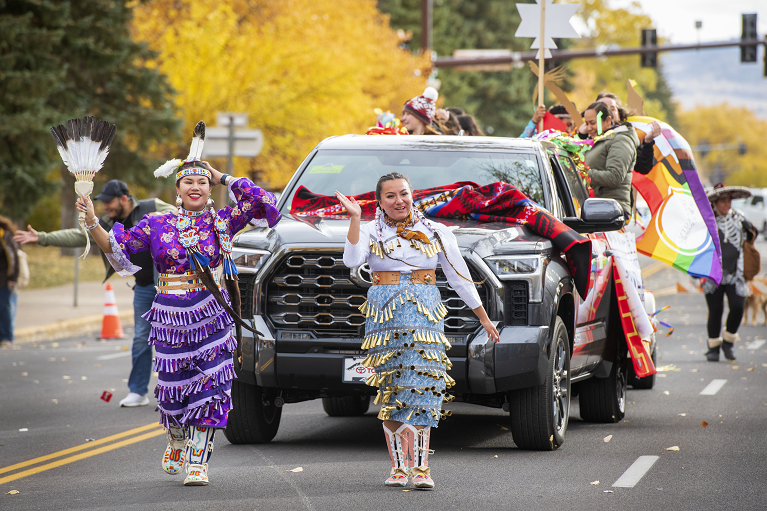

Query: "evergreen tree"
left=378, top=0, right=540, bottom=137
left=0, top=0, right=180, bottom=225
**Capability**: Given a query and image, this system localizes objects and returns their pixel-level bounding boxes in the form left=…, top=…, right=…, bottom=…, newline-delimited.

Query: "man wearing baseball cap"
left=15, top=180, right=175, bottom=407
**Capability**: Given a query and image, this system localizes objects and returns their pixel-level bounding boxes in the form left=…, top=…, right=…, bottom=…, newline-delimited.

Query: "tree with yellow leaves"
left=566, top=0, right=675, bottom=123
left=131, top=0, right=429, bottom=189
left=678, top=104, right=767, bottom=188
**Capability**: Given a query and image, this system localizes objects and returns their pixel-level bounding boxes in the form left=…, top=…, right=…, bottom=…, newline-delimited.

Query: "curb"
left=13, top=310, right=134, bottom=344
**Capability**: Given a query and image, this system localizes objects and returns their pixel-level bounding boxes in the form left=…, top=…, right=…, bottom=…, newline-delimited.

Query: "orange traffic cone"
left=100, top=283, right=124, bottom=339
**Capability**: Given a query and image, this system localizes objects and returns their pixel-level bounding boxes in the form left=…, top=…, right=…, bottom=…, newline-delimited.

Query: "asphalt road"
left=2, top=242, right=767, bottom=510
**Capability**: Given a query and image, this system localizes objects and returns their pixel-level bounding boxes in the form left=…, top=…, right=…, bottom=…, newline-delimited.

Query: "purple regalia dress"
left=105, top=178, right=281, bottom=429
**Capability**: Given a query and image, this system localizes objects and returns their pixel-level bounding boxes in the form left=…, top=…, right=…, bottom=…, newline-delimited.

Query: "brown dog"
left=744, top=282, right=767, bottom=326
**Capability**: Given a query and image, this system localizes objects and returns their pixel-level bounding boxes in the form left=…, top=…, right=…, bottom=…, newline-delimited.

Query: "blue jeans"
left=128, top=284, right=157, bottom=395
left=0, top=287, right=12, bottom=341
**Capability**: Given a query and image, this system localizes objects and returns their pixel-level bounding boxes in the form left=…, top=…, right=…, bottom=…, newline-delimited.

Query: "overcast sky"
left=611, top=0, right=766, bottom=44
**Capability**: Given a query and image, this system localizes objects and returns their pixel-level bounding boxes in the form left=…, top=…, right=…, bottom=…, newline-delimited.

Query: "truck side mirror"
left=563, top=198, right=624, bottom=233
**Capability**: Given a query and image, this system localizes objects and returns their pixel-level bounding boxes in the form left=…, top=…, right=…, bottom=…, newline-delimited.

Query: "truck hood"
left=234, top=214, right=551, bottom=258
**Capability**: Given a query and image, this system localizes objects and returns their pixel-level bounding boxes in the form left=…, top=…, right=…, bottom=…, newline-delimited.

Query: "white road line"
left=700, top=379, right=727, bottom=395
left=746, top=340, right=765, bottom=350
left=96, top=352, right=131, bottom=360
left=612, top=455, right=659, bottom=488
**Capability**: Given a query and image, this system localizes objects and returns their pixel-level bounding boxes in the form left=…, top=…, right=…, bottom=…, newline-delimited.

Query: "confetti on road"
left=702, top=421, right=709, bottom=428
left=603, top=490, right=613, bottom=493
left=690, top=368, right=699, bottom=372
left=6, top=490, right=19, bottom=495
left=603, top=435, right=613, bottom=443
left=732, top=366, right=739, bottom=370
left=656, top=364, right=680, bottom=372
left=287, top=467, right=303, bottom=472
left=678, top=413, right=687, bottom=417
left=81, top=376, right=87, bottom=380
left=51, top=399, right=58, bottom=404
left=100, top=391, right=113, bottom=403
left=666, top=446, right=680, bottom=451
left=86, top=438, right=96, bottom=442
left=21, top=372, right=28, bottom=376
left=18, top=428, right=28, bottom=432
left=52, top=342, right=59, bottom=348
left=62, top=375, right=71, bottom=380
left=493, top=455, right=498, bottom=458
left=591, top=480, right=600, bottom=485
left=663, top=391, right=670, bottom=395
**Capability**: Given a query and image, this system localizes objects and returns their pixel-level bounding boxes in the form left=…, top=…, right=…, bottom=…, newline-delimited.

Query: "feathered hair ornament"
left=154, top=121, right=211, bottom=181
left=50, top=116, right=117, bottom=259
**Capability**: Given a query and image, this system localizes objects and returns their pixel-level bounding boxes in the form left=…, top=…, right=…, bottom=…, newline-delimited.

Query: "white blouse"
left=343, top=219, right=483, bottom=310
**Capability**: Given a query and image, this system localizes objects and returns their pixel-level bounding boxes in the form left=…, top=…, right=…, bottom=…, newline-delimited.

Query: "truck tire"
left=579, top=336, right=628, bottom=423
left=508, top=317, right=570, bottom=451
left=322, top=395, right=371, bottom=417
left=629, top=344, right=657, bottom=389
left=224, top=381, right=282, bottom=444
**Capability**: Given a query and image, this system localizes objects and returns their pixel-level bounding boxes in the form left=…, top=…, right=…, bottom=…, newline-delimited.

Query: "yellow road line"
left=641, top=261, right=666, bottom=279
left=0, top=428, right=166, bottom=485
left=0, top=422, right=161, bottom=476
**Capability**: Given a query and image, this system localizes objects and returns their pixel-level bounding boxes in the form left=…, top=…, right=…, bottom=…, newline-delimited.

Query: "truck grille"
left=264, top=252, right=488, bottom=337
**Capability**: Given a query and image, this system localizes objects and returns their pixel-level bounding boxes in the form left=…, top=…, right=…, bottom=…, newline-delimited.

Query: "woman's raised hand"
left=335, top=191, right=361, bottom=219
left=76, top=194, right=97, bottom=225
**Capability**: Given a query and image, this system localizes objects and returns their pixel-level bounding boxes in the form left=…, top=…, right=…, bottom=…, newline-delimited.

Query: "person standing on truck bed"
left=14, top=179, right=175, bottom=406
left=336, top=173, right=499, bottom=490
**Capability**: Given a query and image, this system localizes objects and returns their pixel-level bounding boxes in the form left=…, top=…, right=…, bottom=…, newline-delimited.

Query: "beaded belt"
left=371, top=270, right=435, bottom=286
left=157, top=271, right=206, bottom=295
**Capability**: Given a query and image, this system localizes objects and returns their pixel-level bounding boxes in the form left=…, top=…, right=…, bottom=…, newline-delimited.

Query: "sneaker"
left=119, top=392, right=149, bottom=407
left=184, top=463, right=209, bottom=486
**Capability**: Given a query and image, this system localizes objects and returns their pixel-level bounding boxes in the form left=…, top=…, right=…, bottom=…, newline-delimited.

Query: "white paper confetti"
left=665, top=446, right=680, bottom=451
left=287, top=467, right=303, bottom=473
left=603, top=435, right=612, bottom=443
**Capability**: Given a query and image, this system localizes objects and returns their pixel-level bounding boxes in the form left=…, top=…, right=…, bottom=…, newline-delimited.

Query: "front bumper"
left=467, top=324, right=551, bottom=394
left=236, top=315, right=552, bottom=396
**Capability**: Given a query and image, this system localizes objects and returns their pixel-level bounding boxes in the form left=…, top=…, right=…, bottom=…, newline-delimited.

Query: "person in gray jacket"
left=582, top=101, right=640, bottom=217
left=15, top=180, right=175, bottom=407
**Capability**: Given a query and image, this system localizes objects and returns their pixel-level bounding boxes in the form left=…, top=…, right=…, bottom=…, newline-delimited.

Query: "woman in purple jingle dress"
left=80, top=122, right=281, bottom=486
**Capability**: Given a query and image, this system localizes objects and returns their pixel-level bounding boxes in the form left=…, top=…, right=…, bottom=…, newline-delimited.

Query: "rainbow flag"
left=629, top=116, right=722, bottom=285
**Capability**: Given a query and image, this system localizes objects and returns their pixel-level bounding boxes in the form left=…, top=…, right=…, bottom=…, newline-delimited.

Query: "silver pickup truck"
left=226, top=135, right=652, bottom=451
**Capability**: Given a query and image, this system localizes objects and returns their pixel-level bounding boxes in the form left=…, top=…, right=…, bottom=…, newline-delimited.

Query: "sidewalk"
left=13, top=278, right=136, bottom=344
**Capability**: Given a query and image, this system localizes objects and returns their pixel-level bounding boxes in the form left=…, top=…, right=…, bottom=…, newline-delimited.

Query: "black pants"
left=705, top=284, right=745, bottom=339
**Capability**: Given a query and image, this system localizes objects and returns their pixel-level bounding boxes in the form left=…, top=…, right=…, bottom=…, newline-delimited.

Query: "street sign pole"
left=202, top=113, right=264, bottom=208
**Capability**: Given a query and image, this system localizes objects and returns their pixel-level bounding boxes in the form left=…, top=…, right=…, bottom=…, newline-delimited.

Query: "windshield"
left=282, top=149, right=545, bottom=213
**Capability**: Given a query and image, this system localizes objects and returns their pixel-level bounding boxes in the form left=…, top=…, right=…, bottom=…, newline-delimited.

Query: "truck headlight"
left=232, top=248, right=270, bottom=274
left=485, top=256, right=540, bottom=278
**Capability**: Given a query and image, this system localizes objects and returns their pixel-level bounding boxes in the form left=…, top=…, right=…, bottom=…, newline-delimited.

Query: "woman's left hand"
left=200, top=161, right=223, bottom=183
left=481, top=318, right=500, bottom=343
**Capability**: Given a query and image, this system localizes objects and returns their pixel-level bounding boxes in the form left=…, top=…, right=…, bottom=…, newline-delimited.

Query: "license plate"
left=343, top=356, right=375, bottom=383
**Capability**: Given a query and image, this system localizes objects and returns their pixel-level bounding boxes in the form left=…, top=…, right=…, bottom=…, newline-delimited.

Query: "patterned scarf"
left=382, top=211, right=432, bottom=245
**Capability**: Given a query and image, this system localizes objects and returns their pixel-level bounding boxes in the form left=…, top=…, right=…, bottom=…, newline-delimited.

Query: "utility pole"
left=420, top=0, right=432, bottom=53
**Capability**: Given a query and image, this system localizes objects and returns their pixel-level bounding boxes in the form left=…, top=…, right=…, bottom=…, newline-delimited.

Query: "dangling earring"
left=176, top=194, right=182, bottom=208
left=206, top=197, right=214, bottom=212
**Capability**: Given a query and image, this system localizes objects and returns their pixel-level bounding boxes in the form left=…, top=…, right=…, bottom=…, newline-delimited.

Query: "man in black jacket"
left=15, top=180, right=175, bottom=407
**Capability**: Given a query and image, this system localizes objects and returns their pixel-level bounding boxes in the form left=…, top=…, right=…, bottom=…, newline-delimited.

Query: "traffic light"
left=641, top=29, right=657, bottom=68
left=741, top=14, right=758, bottom=63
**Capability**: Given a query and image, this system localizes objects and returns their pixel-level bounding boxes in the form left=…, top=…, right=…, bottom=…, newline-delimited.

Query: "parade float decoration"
left=515, top=0, right=581, bottom=131
left=50, top=116, right=117, bottom=259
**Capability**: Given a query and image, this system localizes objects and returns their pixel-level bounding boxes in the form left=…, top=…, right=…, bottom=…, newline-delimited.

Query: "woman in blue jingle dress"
left=336, top=172, right=499, bottom=490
